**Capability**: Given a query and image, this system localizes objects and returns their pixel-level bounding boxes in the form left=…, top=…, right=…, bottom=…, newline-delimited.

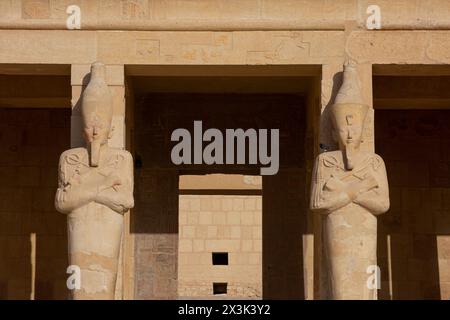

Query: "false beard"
left=89, top=139, right=101, bottom=167
left=344, top=144, right=355, bottom=170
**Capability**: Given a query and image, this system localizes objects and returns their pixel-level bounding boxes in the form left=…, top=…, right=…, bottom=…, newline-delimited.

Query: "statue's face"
left=334, top=112, right=364, bottom=150
left=83, top=113, right=111, bottom=146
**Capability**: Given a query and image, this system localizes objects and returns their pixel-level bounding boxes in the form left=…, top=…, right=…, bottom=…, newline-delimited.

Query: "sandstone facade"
left=0, top=0, right=450, bottom=300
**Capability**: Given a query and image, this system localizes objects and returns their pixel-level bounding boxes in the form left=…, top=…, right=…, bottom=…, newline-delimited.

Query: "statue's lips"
left=345, top=139, right=361, bottom=146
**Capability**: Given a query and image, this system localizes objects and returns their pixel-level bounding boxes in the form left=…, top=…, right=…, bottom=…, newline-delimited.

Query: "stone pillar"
left=57, top=63, right=132, bottom=300
left=316, top=62, right=344, bottom=299
left=314, top=61, right=388, bottom=299
left=304, top=76, right=321, bottom=300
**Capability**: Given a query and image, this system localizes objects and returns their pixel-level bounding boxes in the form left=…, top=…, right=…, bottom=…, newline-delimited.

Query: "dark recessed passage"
left=212, top=252, right=228, bottom=265
left=213, top=282, right=227, bottom=295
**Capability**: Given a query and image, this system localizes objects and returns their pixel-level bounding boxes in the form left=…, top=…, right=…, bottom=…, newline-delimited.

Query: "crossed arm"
left=352, top=161, right=390, bottom=215
left=55, top=153, right=134, bottom=215
left=310, top=157, right=390, bottom=215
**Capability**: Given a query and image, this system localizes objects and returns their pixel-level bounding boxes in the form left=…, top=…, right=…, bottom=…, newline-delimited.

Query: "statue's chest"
left=322, top=156, right=374, bottom=181
left=65, top=152, right=125, bottom=182
left=340, top=166, right=373, bottom=180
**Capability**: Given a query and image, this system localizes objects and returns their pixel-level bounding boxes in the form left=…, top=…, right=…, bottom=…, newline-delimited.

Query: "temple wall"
left=2, top=0, right=450, bottom=30
left=0, top=0, right=450, bottom=300
left=0, top=108, right=70, bottom=299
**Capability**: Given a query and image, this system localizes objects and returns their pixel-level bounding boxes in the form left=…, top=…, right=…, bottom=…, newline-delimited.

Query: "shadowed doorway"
left=127, top=67, right=319, bottom=299
left=374, top=66, right=450, bottom=300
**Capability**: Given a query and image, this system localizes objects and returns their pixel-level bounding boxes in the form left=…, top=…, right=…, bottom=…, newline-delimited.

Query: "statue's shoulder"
left=116, top=149, right=133, bottom=158
left=59, top=148, right=87, bottom=164
left=372, top=153, right=384, bottom=162
left=316, top=151, right=343, bottom=168
left=317, top=150, right=341, bottom=159
left=106, top=149, right=134, bottom=168
left=110, top=149, right=133, bottom=161
left=370, top=153, right=386, bottom=170
left=57, top=148, right=88, bottom=181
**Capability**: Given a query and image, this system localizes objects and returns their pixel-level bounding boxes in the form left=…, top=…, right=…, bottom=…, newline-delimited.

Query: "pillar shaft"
left=316, top=62, right=381, bottom=300
left=68, top=64, right=131, bottom=300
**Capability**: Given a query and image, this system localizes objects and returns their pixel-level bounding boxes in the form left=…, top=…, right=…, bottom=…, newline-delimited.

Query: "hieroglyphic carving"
left=310, top=61, right=389, bottom=299
left=22, top=0, right=50, bottom=19
left=246, top=32, right=310, bottom=64
left=179, top=33, right=234, bottom=63
left=136, top=39, right=160, bottom=58
left=121, top=0, right=147, bottom=19
left=55, top=62, right=134, bottom=299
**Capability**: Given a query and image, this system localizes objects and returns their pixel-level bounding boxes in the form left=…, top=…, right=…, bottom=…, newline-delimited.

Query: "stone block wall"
left=178, top=194, right=262, bottom=298
left=0, top=108, right=70, bottom=299
left=133, top=169, right=179, bottom=299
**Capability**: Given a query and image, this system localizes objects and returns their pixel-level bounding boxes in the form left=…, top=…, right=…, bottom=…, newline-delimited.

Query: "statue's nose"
left=347, top=128, right=353, bottom=140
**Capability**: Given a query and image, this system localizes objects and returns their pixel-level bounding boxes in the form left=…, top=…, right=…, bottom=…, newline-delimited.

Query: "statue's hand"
left=96, top=188, right=133, bottom=214
left=360, top=175, right=378, bottom=193
left=345, top=183, right=359, bottom=201
left=345, top=175, right=379, bottom=201
left=103, top=173, right=122, bottom=191
left=324, top=176, right=346, bottom=192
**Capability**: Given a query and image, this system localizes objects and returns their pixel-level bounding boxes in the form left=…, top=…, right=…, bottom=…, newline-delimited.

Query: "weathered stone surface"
left=2, top=1, right=450, bottom=30
left=311, top=62, right=389, bottom=299
left=0, top=108, right=70, bottom=299
left=178, top=194, right=262, bottom=298
left=55, top=62, right=134, bottom=299
left=1, top=0, right=450, bottom=301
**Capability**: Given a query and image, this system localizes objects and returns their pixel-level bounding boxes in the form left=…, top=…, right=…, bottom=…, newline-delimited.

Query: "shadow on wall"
left=376, top=109, right=450, bottom=300
left=0, top=108, right=70, bottom=300
left=132, top=93, right=308, bottom=299
left=263, top=170, right=306, bottom=299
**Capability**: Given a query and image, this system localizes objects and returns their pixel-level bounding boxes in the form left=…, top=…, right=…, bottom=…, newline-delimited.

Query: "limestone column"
left=313, top=61, right=388, bottom=300
left=57, top=62, right=133, bottom=299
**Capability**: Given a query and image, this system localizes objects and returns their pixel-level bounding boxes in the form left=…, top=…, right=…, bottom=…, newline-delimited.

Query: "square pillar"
left=317, top=62, right=374, bottom=299
left=70, top=64, right=132, bottom=299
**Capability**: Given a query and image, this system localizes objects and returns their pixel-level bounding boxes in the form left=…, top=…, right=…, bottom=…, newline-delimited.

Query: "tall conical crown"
left=331, top=61, right=368, bottom=126
left=81, top=62, right=113, bottom=126
left=334, top=60, right=364, bottom=105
